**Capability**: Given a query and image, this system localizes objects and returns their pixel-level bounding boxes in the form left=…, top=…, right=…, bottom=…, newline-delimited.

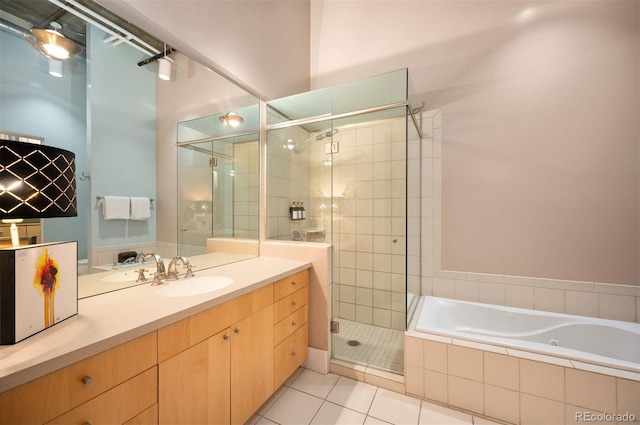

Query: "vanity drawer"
left=46, top=367, right=157, bottom=425
left=274, top=306, right=308, bottom=346
left=274, top=323, right=308, bottom=388
left=0, top=332, right=157, bottom=425
left=273, top=270, right=308, bottom=301
left=273, top=287, right=308, bottom=323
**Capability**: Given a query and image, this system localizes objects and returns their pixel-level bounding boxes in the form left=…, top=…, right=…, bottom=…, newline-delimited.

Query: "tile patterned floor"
left=331, top=319, right=404, bottom=375
left=249, top=368, right=502, bottom=425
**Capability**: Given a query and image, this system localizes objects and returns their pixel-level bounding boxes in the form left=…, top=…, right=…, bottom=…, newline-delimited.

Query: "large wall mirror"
left=0, top=0, right=259, bottom=295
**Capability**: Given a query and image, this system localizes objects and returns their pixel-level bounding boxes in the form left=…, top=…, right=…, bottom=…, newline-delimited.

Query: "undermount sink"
left=155, top=276, right=234, bottom=297
left=100, top=268, right=155, bottom=282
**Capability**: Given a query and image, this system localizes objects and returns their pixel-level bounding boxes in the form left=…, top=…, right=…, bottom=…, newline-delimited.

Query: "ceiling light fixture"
left=158, top=57, right=171, bottom=81
left=48, top=59, right=63, bottom=78
left=27, top=22, right=83, bottom=60
left=219, top=112, right=244, bottom=128
left=156, top=43, right=174, bottom=81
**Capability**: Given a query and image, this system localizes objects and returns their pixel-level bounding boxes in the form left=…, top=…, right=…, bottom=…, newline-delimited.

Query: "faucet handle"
left=185, top=264, right=194, bottom=278
left=135, top=268, right=147, bottom=282
left=150, top=272, right=163, bottom=286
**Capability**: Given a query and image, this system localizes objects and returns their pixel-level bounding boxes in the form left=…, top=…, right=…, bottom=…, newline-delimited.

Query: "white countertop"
left=0, top=255, right=310, bottom=392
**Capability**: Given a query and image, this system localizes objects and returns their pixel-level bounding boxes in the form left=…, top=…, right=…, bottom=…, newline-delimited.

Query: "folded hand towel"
left=103, top=196, right=130, bottom=220
left=130, top=197, right=151, bottom=220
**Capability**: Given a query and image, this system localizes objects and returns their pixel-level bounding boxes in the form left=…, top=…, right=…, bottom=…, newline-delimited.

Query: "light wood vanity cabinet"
left=157, top=283, right=277, bottom=425
left=273, top=270, right=309, bottom=388
left=0, top=332, right=158, bottom=425
left=0, top=268, right=309, bottom=425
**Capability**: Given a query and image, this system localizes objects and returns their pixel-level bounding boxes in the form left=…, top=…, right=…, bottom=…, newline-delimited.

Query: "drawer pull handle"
left=291, top=281, right=297, bottom=286
left=234, top=328, right=241, bottom=334
left=83, top=422, right=92, bottom=425
left=291, top=321, right=297, bottom=326
left=223, top=335, right=230, bottom=340
left=291, top=351, right=297, bottom=357
left=82, top=376, right=93, bottom=387
left=291, top=301, right=297, bottom=306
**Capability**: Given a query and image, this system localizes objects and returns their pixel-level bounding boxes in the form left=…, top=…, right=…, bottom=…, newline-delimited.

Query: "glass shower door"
left=330, top=109, right=409, bottom=375
left=177, top=140, right=234, bottom=256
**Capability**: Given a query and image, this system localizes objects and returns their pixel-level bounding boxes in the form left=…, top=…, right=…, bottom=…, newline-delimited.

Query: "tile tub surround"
left=404, top=334, right=640, bottom=425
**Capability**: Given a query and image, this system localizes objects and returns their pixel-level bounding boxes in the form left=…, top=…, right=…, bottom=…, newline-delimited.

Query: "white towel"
left=102, top=196, right=130, bottom=220
left=130, top=197, right=151, bottom=221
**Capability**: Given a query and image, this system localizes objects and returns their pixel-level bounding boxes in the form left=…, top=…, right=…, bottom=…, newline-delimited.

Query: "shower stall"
left=266, top=69, right=422, bottom=375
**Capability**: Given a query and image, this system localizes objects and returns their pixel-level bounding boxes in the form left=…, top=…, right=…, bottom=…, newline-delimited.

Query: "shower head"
left=316, top=129, right=339, bottom=141
left=293, top=128, right=339, bottom=154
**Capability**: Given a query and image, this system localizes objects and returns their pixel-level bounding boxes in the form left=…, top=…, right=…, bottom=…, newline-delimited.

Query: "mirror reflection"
left=177, top=105, right=260, bottom=256
left=0, top=0, right=259, bottom=297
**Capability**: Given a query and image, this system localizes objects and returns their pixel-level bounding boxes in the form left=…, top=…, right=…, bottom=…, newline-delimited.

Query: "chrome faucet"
left=135, top=252, right=147, bottom=264
left=166, top=256, right=191, bottom=281
left=143, top=253, right=166, bottom=285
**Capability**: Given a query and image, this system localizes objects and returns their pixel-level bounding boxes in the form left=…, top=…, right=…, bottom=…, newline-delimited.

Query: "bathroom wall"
left=310, top=2, right=640, bottom=300
left=89, top=25, right=157, bottom=253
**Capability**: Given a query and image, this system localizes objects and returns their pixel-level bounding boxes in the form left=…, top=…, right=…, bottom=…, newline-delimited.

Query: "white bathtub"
left=413, top=296, right=640, bottom=374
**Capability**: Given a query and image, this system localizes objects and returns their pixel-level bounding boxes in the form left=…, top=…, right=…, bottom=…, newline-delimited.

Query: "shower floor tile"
left=332, top=319, right=404, bottom=375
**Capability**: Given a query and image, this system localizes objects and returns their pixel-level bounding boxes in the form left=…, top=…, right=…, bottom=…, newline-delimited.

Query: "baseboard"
left=302, top=347, right=328, bottom=374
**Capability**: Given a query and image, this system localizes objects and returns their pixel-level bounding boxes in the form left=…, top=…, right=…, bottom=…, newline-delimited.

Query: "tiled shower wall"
left=266, top=126, right=313, bottom=241
left=233, top=141, right=260, bottom=239
left=330, top=118, right=420, bottom=331
left=420, top=110, right=640, bottom=322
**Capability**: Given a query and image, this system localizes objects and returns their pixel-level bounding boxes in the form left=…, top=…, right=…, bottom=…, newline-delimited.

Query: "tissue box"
left=0, top=241, right=78, bottom=344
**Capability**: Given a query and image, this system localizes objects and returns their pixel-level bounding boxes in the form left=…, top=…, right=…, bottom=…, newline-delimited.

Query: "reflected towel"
left=130, top=197, right=151, bottom=220
left=103, top=196, right=130, bottom=220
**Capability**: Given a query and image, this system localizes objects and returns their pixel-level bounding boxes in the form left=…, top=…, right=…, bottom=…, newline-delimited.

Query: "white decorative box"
left=0, top=241, right=78, bottom=344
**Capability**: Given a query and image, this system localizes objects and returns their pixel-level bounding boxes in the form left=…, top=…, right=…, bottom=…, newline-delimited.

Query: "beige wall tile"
left=599, top=294, right=636, bottom=322
left=565, top=291, right=599, bottom=318
left=566, top=369, right=616, bottom=412
left=405, top=364, right=424, bottom=398
left=617, top=378, right=640, bottom=419
left=405, top=336, right=423, bottom=367
left=534, top=288, right=565, bottom=313
left=520, top=393, right=565, bottom=425
left=448, top=375, right=484, bottom=416
left=448, top=345, right=483, bottom=382
left=484, top=384, right=519, bottom=425
left=520, top=359, right=565, bottom=402
left=424, top=340, right=448, bottom=373
left=505, top=285, right=535, bottom=309
left=485, top=352, right=519, bottom=391
left=424, top=369, right=448, bottom=404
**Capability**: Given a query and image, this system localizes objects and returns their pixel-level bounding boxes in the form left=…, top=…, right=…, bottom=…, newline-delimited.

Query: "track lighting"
left=158, top=57, right=171, bottom=81
left=48, top=59, right=63, bottom=78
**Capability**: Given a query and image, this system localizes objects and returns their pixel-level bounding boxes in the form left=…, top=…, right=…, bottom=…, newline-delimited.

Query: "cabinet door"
left=159, top=329, right=231, bottom=425
left=230, top=305, right=274, bottom=425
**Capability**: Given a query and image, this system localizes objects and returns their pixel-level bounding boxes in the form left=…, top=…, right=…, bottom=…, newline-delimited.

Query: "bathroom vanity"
left=0, top=256, right=310, bottom=425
